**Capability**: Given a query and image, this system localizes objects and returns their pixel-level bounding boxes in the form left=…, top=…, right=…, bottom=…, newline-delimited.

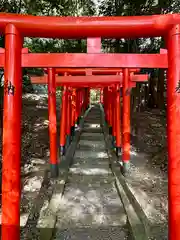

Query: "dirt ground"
left=131, top=109, right=167, bottom=173
left=0, top=93, right=61, bottom=170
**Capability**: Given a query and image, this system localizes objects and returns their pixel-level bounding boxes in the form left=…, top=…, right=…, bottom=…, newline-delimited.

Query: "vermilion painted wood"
left=66, top=88, right=72, bottom=142
left=59, top=87, right=67, bottom=154
left=0, top=47, right=28, bottom=53
left=30, top=74, right=148, bottom=87
left=109, top=88, right=113, bottom=127
left=87, top=37, right=101, bottom=53
left=0, top=47, right=167, bottom=69
left=4, top=53, right=168, bottom=68
left=0, top=52, right=168, bottom=68
left=112, top=87, right=116, bottom=142
left=0, top=13, right=180, bottom=38
left=2, top=24, right=22, bottom=240
left=160, top=48, right=168, bottom=54
left=44, top=68, right=141, bottom=75
left=167, top=24, right=180, bottom=240
left=115, top=85, right=121, bottom=148
left=71, top=88, right=76, bottom=128
left=122, top=69, right=131, bottom=163
left=100, top=88, right=103, bottom=104
left=47, top=68, right=58, bottom=177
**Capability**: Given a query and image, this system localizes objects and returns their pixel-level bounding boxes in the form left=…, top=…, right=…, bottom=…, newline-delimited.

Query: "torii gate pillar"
left=2, top=24, right=22, bottom=240
left=48, top=68, right=58, bottom=177
left=167, top=24, right=180, bottom=240
left=122, top=68, right=131, bottom=174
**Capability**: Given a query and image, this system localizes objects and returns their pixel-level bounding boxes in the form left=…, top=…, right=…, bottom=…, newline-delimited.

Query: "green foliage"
left=99, top=0, right=172, bottom=17
left=23, top=75, right=34, bottom=93
left=100, top=0, right=174, bottom=54
left=0, top=0, right=95, bottom=54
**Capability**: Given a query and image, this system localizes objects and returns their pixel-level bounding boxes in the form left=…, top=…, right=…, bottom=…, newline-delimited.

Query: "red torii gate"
left=29, top=37, right=149, bottom=173
left=30, top=72, right=148, bottom=159
left=0, top=13, right=179, bottom=240
left=29, top=38, right=149, bottom=176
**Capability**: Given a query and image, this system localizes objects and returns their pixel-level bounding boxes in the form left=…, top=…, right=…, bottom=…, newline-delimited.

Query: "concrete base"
left=111, top=135, right=116, bottom=148
left=59, top=145, right=65, bottom=156
left=66, top=135, right=71, bottom=148
left=76, top=117, right=80, bottom=126
left=109, top=126, right=112, bottom=135
left=71, top=126, right=75, bottom=138
left=116, top=147, right=121, bottom=157
left=122, top=161, right=131, bottom=176
left=50, top=163, right=59, bottom=178
left=86, top=104, right=90, bottom=110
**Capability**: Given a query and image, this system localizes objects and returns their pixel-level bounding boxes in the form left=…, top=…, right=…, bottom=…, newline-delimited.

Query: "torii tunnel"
left=0, top=13, right=179, bottom=240
left=30, top=69, right=148, bottom=167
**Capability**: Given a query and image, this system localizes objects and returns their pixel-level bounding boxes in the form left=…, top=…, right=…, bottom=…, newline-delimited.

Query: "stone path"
left=53, top=106, right=130, bottom=240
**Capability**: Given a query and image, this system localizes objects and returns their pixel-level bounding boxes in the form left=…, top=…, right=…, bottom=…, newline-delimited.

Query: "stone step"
left=82, top=127, right=103, bottom=133
left=71, top=158, right=110, bottom=168
left=53, top=106, right=129, bottom=239
left=55, top=180, right=127, bottom=226
left=67, top=174, right=114, bottom=185
left=81, top=132, right=104, bottom=137
left=74, top=150, right=108, bottom=159
left=54, top=226, right=129, bottom=240
left=69, top=165, right=111, bottom=175
left=72, top=157, right=109, bottom=166
left=84, top=116, right=100, bottom=119
left=78, top=140, right=105, bottom=151
left=83, top=123, right=101, bottom=128
left=80, top=135, right=104, bottom=141
left=64, top=181, right=119, bottom=198
left=55, top=214, right=127, bottom=229
left=84, top=120, right=101, bottom=124
left=85, top=117, right=101, bottom=120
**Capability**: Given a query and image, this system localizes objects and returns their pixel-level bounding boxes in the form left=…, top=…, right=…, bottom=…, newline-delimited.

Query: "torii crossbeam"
left=30, top=74, right=148, bottom=87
